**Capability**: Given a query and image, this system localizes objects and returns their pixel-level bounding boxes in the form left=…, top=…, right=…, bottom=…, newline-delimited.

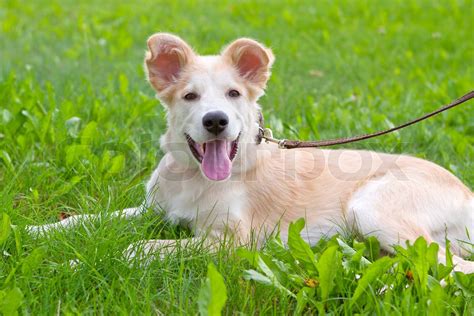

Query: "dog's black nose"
left=202, top=111, right=229, bottom=135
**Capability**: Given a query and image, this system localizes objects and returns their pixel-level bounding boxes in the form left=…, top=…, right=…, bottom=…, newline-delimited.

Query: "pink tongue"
left=202, top=139, right=232, bottom=181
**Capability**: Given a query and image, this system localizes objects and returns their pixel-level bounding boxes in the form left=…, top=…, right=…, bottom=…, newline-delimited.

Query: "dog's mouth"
left=185, top=133, right=240, bottom=181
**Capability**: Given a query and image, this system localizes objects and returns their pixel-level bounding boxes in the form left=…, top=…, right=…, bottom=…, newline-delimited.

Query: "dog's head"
left=144, top=33, right=274, bottom=181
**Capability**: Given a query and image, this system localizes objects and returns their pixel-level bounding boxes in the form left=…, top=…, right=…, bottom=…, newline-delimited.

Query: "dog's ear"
left=222, top=38, right=274, bottom=88
left=145, top=33, right=195, bottom=92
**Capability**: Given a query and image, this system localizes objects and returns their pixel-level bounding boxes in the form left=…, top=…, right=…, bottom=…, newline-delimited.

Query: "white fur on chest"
left=146, top=153, right=248, bottom=234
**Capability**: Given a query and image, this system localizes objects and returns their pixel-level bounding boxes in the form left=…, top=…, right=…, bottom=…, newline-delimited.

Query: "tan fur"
left=242, top=145, right=473, bottom=241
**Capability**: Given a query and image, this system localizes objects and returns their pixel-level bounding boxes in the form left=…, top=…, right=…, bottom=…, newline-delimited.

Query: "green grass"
left=1, top=0, right=473, bottom=314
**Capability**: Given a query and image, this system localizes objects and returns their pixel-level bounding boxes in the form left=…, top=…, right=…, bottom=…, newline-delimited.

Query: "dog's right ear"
left=145, top=33, right=195, bottom=93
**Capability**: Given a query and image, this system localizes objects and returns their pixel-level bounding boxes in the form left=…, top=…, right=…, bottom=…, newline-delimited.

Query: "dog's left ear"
left=222, top=38, right=274, bottom=88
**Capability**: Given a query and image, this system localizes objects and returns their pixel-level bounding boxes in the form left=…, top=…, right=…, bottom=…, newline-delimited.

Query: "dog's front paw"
left=123, top=239, right=177, bottom=265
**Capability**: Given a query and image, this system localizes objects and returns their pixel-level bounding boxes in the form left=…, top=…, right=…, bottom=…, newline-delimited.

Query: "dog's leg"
left=350, top=205, right=474, bottom=274
left=25, top=205, right=147, bottom=237
left=347, top=174, right=474, bottom=274
left=124, top=237, right=220, bottom=263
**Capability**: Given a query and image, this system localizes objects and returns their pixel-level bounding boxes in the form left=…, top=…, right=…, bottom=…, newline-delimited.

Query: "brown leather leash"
left=257, top=90, right=474, bottom=149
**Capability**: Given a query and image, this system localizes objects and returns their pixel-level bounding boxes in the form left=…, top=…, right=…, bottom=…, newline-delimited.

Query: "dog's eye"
left=228, top=89, right=240, bottom=98
left=184, top=92, right=198, bottom=101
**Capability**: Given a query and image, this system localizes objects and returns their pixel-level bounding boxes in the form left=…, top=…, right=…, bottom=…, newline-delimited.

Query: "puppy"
left=27, top=33, right=474, bottom=273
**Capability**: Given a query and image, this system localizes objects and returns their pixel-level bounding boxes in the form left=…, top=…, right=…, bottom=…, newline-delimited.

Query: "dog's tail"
left=25, top=205, right=146, bottom=237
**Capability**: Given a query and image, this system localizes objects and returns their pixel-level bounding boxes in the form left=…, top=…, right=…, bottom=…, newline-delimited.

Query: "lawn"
left=1, top=0, right=473, bottom=314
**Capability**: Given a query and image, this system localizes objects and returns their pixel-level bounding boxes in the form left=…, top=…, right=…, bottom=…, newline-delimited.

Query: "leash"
left=257, top=90, right=474, bottom=149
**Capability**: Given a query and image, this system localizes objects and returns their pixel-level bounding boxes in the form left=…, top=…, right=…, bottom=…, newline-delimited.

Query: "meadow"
left=1, top=0, right=473, bottom=314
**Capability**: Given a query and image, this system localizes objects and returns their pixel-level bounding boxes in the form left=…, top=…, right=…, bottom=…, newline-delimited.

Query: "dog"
left=26, top=33, right=474, bottom=273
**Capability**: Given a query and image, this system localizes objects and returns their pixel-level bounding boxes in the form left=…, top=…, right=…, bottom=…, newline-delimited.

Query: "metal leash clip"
left=259, top=127, right=287, bottom=149
left=263, top=127, right=274, bottom=140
